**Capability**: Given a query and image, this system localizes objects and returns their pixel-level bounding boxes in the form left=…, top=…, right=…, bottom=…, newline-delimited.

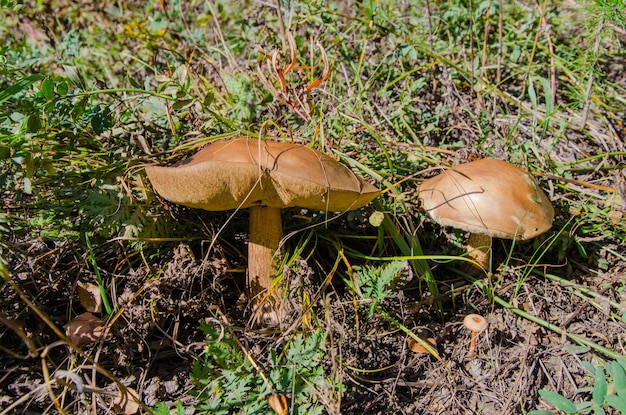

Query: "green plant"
left=346, top=260, right=407, bottom=318
left=530, top=357, right=626, bottom=414
left=172, top=320, right=340, bottom=415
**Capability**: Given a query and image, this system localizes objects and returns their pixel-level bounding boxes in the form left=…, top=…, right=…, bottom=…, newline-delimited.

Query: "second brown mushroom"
left=145, top=137, right=379, bottom=321
left=418, top=158, right=555, bottom=272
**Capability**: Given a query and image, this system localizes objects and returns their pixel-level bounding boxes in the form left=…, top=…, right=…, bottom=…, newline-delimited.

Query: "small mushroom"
left=145, top=138, right=379, bottom=320
left=418, top=158, right=554, bottom=272
left=463, top=313, right=488, bottom=358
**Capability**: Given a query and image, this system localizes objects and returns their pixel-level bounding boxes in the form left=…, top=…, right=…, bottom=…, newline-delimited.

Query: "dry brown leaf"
left=66, top=312, right=106, bottom=347
left=407, top=337, right=437, bottom=354
left=77, top=281, right=102, bottom=313
left=112, top=387, right=140, bottom=415
left=268, top=393, right=288, bottom=415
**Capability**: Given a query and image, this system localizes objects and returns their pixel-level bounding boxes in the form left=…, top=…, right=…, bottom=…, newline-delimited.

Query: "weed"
left=530, top=357, right=626, bottom=415
left=165, top=320, right=341, bottom=414
left=346, top=260, right=408, bottom=317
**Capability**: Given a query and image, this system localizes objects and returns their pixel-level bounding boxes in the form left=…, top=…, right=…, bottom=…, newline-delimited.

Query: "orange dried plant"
left=257, top=32, right=330, bottom=121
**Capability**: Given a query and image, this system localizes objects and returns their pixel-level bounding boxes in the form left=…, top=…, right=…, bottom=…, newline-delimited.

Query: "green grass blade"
left=84, top=232, right=112, bottom=315
left=0, top=74, right=44, bottom=104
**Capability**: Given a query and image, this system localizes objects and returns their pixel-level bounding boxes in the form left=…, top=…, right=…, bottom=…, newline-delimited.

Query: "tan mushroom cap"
left=463, top=313, right=488, bottom=333
left=145, top=137, right=379, bottom=212
left=418, top=158, right=554, bottom=240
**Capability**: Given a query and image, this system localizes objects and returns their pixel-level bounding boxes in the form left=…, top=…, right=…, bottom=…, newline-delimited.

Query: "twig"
left=536, top=0, right=557, bottom=107
left=208, top=305, right=275, bottom=392
left=533, top=171, right=618, bottom=193
left=580, top=19, right=604, bottom=128
left=0, top=312, right=38, bottom=358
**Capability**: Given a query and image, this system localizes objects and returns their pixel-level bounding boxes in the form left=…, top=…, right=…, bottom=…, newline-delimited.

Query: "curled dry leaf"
left=112, top=387, right=140, bottom=415
left=268, top=393, right=288, bottom=415
left=77, top=280, right=102, bottom=313
left=407, top=337, right=437, bottom=354
left=66, top=312, right=107, bottom=347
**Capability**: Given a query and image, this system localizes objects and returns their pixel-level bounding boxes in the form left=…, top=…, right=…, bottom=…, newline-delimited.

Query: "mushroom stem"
left=466, top=233, right=492, bottom=271
left=467, top=331, right=479, bottom=359
left=248, top=205, right=283, bottom=306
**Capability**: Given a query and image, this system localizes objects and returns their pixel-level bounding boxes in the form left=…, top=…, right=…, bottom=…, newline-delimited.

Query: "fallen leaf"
left=77, top=281, right=102, bottom=313
left=66, top=312, right=106, bottom=347
left=112, top=387, right=140, bottom=415
left=268, top=393, right=288, bottom=415
left=407, top=337, right=437, bottom=354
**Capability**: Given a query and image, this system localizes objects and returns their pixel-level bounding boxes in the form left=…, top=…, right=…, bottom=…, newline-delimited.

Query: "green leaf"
left=534, top=75, right=553, bottom=114
left=607, top=360, right=626, bottom=396
left=91, top=113, right=103, bottom=134
left=590, top=406, right=605, bottom=415
left=593, top=366, right=608, bottom=406
left=538, top=389, right=577, bottom=414
left=172, top=99, right=193, bottom=110
left=581, top=361, right=597, bottom=374
left=605, top=394, right=626, bottom=413
left=527, top=79, right=537, bottom=109
left=71, top=96, right=88, bottom=119
left=41, top=78, right=55, bottom=100
left=23, top=177, right=32, bottom=194
left=203, top=91, right=214, bottom=107
left=152, top=401, right=186, bottom=415
left=0, top=146, right=9, bottom=160
left=351, top=261, right=406, bottom=317
left=63, top=65, right=87, bottom=90
left=527, top=411, right=554, bottom=415
left=574, top=400, right=593, bottom=412
left=56, top=81, right=69, bottom=95
left=617, top=357, right=626, bottom=376
left=25, top=113, right=41, bottom=133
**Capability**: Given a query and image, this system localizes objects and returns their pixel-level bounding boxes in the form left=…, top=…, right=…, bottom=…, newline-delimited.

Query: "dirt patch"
left=2, top=210, right=625, bottom=414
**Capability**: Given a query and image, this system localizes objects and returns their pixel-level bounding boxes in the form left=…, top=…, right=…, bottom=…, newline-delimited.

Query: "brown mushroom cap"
left=418, top=158, right=554, bottom=240
left=145, top=137, right=379, bottom=212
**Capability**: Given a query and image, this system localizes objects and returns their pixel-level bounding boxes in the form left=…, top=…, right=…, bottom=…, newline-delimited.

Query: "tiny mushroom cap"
left=463, top=313, right=489, bottom=333
left=418, top=158, right=554, bottom=270
left=145, top=137, right=379, bottom=321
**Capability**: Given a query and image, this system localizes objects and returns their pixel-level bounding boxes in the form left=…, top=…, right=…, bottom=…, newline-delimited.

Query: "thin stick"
left=208, top=306, right=274, bottom=391
left=580, top=19, right=604, bottom=127
left=274, top=0, right=287, bottom=50
left=536, top=0, right=557, bottom=107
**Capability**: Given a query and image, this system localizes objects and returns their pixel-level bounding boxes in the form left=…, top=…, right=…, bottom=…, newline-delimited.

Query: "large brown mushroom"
left=145, top=137, right=379, bottom=318
left=418, top=158, right=554, bottom=271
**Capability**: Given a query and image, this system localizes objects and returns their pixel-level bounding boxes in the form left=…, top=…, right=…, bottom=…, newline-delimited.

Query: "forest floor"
left=1, top=0, right=625, bottom=414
